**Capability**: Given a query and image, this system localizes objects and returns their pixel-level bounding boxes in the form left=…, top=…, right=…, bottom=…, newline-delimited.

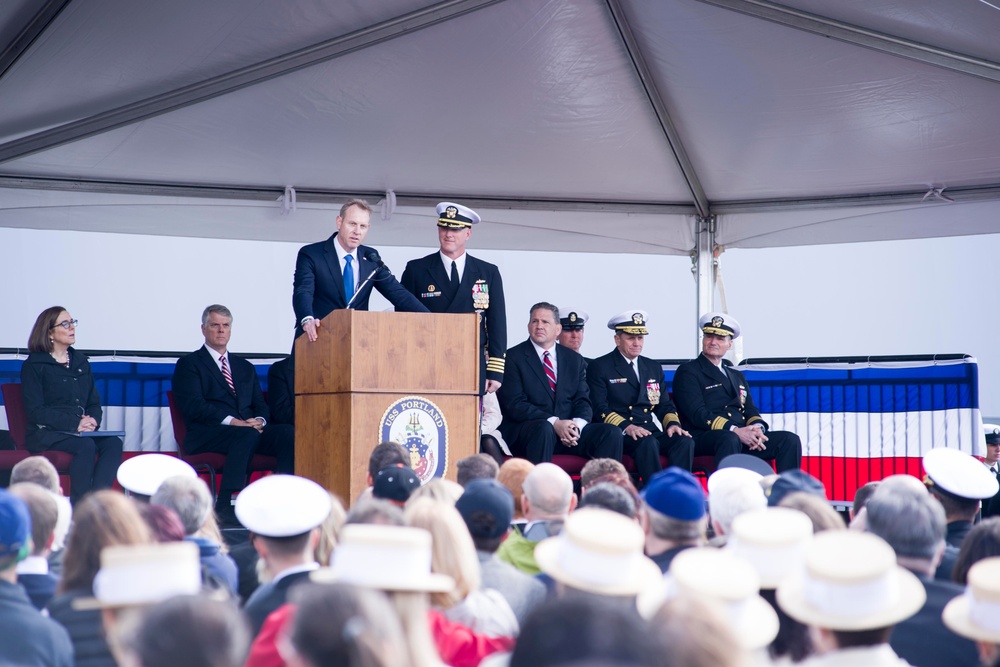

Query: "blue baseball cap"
left=641, top=467, right=706, bottom=521
left=0, top=489, right=31, bottom=563
left=456, top=479, right=514, bottom=539
left=766, top=469, right=827, bottom=507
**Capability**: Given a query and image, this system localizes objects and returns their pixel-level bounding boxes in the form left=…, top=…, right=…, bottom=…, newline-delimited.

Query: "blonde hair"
left=406, top=478, right=463, bottom=507
left=652, top=595, right=745, bottom=667
left=315, top=492, right=347, bottom=566
left=404, top=498, right=480, bottom=608
left=388, top=591, right=442, bottom=667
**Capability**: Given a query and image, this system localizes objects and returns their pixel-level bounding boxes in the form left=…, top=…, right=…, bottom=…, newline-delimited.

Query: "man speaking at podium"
left=293, top=198, right=428, bottom=342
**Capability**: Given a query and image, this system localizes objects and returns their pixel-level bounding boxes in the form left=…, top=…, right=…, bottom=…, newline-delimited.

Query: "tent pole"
left=694, top=215, right=716, bottom=353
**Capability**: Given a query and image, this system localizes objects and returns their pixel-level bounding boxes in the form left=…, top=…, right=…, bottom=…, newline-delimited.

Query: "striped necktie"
left=543, top=350, right=556, bottom=392
left=220, top=355, right=236, bottom=394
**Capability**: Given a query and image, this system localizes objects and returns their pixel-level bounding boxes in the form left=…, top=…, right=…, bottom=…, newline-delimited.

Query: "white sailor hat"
left=436, top=202, right=480, bottom=229
left=699, top=312, right=741, bottom=339
left=559, top=308, right=589, bottom=331
left=235, top=474, right=332, bottom=537
left=923, top=447, right=999, bottom=501
left=984, top=424, right=1000, bottom=446
left=116, top=454, right=197, bottom=497
left=608, top=310, right=649, bottom=335
left=75, top=542, right=202, bottom=610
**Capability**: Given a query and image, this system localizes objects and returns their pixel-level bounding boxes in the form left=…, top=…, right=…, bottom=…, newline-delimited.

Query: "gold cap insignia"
left=711, top=316, right=724, bottom=328
left=445, top=206, right=458, bottom=219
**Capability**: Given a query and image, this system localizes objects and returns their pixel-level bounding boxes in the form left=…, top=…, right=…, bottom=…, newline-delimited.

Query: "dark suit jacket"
left=266, top=358, right=294, bottom=425
left=171, top=347, right=270, bottom=450
left=587, top=351, right=681, bottom=431
left=400, top=252, right=507, bottom=383
left=890, top=575, right=979, bottom=667
left=20, top=349, right=105, bottom=452
left=0, top=581, right=73, bottom=667
left=243, top=570, right=313, bottom=636
left=497, top=340, right=593, bottom=430
left=672, top=353, right=767, bottom=433
left=292, top=233, right=427, bottom=335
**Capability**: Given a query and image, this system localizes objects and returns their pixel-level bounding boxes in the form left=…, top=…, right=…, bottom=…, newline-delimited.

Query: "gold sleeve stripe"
left=663, top=413, right=680, bottom=425
left=711, top=416, right=728, bottom=431
left=747, top=416, right=763, bottom=425
left=486, top=358, right=506, bottom=371
left=604, top=413, right=626, bottom=427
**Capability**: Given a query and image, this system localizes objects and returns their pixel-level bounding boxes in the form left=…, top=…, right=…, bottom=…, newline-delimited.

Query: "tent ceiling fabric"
left=0, top=0, right=998, bottom=251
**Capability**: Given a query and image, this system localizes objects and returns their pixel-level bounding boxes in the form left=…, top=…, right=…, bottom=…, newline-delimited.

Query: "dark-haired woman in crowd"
left=20, top=306, right=123, bottom=504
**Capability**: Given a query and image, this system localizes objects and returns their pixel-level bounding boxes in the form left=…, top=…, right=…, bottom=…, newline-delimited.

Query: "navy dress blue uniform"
left=292, top=233, right=427, bottom=337
left=497, top=340, right=622, bottom=464
left=400, top=253, right=506, bottom=390
left=673, top=353, right=801, bottom=471
left=587, top=350, right=694, bottom=482
left=172, top=347, right=294, bottom=494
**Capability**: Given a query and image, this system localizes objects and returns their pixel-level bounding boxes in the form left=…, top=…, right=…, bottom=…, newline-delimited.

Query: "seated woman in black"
left=20, top=306, right=122, bottom=505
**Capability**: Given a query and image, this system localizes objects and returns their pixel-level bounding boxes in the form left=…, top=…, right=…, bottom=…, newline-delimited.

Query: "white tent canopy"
left=2, top=0, right=1000, bottom=252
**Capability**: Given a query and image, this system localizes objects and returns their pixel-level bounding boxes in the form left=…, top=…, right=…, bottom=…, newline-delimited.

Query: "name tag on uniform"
left=609, top=378, right=629, bottom=384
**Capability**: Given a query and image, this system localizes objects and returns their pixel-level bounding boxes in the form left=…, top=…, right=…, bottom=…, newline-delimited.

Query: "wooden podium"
left=294, top=310, right=480, bottom=504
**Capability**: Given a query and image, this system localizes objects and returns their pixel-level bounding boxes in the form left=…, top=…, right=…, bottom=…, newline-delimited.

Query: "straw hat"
left=116, top=454, right=196, bottom=497
left=314, top=524, right=454, bottom=593
left=638, top=547, right=779, bottom=650
left=727, top=507, right=813, bottom=589
left=234, top=474, right=331, bottom=537
left=776, top=531, right=925, bottom=630
left=75, top=542, right=202, bottom=609
left=942, top=557, right=1000, bottom=643
left=534, top=508, right=661, bottom=597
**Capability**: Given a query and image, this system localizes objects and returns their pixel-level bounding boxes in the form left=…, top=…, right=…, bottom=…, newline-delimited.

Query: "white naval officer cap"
left=235, top=474, right=332, bottom=537
left=608, top=310, right=649, bottom=335
left=922, top=447, right=999, bottom=501
left=699, top=312, right=741, bottom=339
left=984, top=423, right=1000, bottom=446
left=116, top=454, right=197, bottom=498
left=436, top=202, right=481, bottom=229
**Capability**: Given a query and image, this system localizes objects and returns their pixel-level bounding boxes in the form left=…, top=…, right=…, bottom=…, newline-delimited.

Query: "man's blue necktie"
left=343, top=254, right=355, bottom=300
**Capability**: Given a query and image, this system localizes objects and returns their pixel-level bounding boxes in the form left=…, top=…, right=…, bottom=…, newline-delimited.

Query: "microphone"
left=347, top=249, right=388, bottom=309
left=364, top=248, right=386, bottom=268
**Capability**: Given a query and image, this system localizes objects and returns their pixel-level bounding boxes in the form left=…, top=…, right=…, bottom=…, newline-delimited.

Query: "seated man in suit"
left=587, top=310, right=694, bottom=486
left=292, top=198, right=427, bottom=342
left=266, top=357, right=294, bottom=426
left=672, top=312, right=800, bottom=472
left=497, top=302, right=622, bottom=465
left=172, top=304, right=294, bottom=523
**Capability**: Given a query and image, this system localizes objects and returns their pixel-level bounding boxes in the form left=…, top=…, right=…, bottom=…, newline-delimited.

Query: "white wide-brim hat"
left=116, top=454, right=196, bottom=496
left=727, top=507, right=813, bottom=589
left=777, top=530, right=925, bottom=631
left=535, top=508, right=661, bottom=597
left=314, top=524, right=455, bottom=593
left=75, top=541, right=202, bottom=610
left=942, top=557, right=1000, bottom=643
left=638, top=547, right=779, bottom=650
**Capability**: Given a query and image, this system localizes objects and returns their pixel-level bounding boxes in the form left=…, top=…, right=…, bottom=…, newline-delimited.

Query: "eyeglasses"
left=51, top=319, right=78, bottom=330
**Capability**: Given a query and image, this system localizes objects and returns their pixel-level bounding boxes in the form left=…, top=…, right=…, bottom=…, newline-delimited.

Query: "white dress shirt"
left=530, top=340, right=588, bottom=431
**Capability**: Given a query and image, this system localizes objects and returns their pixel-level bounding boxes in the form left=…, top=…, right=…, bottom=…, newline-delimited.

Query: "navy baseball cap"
left=456, top=479, right=514, bottom=539
left=766, top=469, right=827, bottom=507
left=373, top=465, right=421, bottom=504
left=0, top=489, right=31, bottom=563
left=641, top=467, right=706, bottom=521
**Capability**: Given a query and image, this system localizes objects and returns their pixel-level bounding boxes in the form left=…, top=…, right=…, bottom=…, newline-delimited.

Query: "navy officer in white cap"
left=557, top=308, right=588, bottom=355
left=982, top=424, right=1000, bottom=518
left=673, top=313, right=801, bottom=472
left=586, top=310, right=694, bottom=486
left=401, top=202, right=506, bottom=394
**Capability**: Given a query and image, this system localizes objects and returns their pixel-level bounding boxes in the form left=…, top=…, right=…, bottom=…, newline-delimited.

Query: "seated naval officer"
left=586, top=310, right=694, bottom=485
left=556, top=308, right=588, bottom=354
left=981, top=424, right=1000, bottom=519
left=672, top=313, right=801, bottom=472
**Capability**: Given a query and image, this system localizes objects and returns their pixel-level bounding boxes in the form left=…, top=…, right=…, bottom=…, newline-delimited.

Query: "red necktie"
left=543, top=350, right=556, bottom=392
left=220, top=355, right=236, bottom=394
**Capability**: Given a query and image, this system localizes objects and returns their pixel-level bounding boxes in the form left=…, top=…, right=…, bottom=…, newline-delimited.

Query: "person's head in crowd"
left=282, top=583, right=412, bottom=667
left=0, top=489, right=31, bottom=578
left=314, top=492, right=347, bottom=567
left=406, top=478, right=463, bottom=506
left=59, top=490, right=151, bottom=594
left=727, top=507, right=815, bottom=663
left=580, top=458, right=628, bottom=490
left=522, top=462, right=576, bottom=522
left=864, top=475, right=947, bottom=576
left=497, top=458, right=535, bottom=520
left=8, top=483, right=58, bottom=560
left=456, top=479, right=514, bottom=554
left=707, top=467, right=766, bottom=540
left=850, top=481, right=881, bottom=523
left=510, top=595, right=668, bottom=667
left=776, top=531, right=925, bottom=660
left=116, top=454, right=197, bottom=502
left=456, top=453, right=500, bottom=487
left=943, top=557, right=1000, bottom=667
left=236, top=475, right=332, bottom=581
left=536, top=508, right=661, bottom=601
left=11, top=455, right=70, bottom=551
left=639, top=467, right=707, bottom=561
left=650, top=595, right=745, bottom=667
left=345, top=498, right=407, bottom=527
left=151, top=475, right=213, bottom=537
left=136, top=502, right=187, bottom=543
left=923, top=447, right=999, bottom=524
left=639, top=547, right=779, bottom=653
left=404, top=497, right=483, bottom=610
left=367, top=442, right=411, bottom=486
left=318, top=524, right=453, bottom=667
left=777, top=492, right=845, bottom=533
left=985, top=424, right=1000, bottom=466
left=587, top=471, right=640, bottom=508
left=373, top=465, right=421, bottom=506
left=556, top=307, right=588, bottom=354
left=122, top=594, right=251, bottom=667
left=952, top=517, right=1000, bottom=585
left=579, top=481, right=637, bottom=519
left=766, top=469, right=827, bottom=507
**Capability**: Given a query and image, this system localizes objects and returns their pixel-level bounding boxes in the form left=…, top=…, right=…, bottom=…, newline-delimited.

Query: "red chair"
left=166, top=390, right=277, bottom=498
left=2, top=383, right=75, bottom=488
